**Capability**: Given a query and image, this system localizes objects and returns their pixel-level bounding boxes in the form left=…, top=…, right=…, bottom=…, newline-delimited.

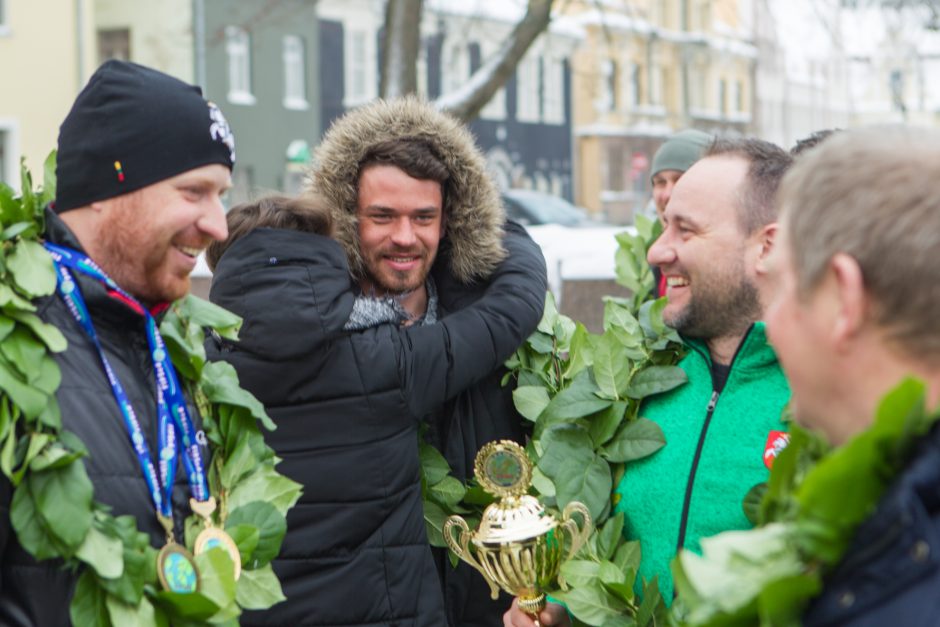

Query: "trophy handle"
left=559, top=502, right=592, bottom=561
left=443, top=515, right=501, bottom=600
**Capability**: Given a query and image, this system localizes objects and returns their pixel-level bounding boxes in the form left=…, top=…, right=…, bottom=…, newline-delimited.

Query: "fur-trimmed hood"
left=306, top=97, right=506, bottom=283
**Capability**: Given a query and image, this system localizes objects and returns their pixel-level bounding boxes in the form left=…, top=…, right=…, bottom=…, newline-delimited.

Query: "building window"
left=516, top=54, right=541, bottom=123
left=97, top=28, right=130, bottom=63
left=226, top=26, right=255, bottom=105
left=442, top=42, right=470, bottom=97
left=735, top=79, right=744, bottom=112
left=542, top=56, right=564, bottom=124
left=480, top=86, right=507, bottom=121
left=0, top=0, right=10, bottom=35
left=282, top=35, right=308, bottom=110
left=0, top=120, right=17, bottom=190
left=718, top=78, right=727, bottom=115
left=345, top=29, right=376, bottom=106
left=0, top=129, right=8, bottom=187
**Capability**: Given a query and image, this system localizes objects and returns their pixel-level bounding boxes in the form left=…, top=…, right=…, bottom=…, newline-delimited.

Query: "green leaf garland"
left=420, top=216, right=685, bottom=626
left=0, top=155, right=301, bottom=625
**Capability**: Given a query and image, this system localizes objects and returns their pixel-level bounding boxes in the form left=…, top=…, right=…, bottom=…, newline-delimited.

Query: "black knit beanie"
left=54, top=60, right=235, bottom=213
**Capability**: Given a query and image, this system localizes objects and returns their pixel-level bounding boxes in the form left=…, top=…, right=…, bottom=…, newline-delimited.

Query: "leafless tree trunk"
left=436, top=0, right=555, bottom=121
left=378, top=0, right=556, bottom=122
left=381, top=0, right=424, bottom=98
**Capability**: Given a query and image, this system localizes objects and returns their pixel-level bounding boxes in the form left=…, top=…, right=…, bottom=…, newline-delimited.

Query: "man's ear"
left=753, top=222, right=777, bottom=277
left=828, top=252, right=868, bottom=347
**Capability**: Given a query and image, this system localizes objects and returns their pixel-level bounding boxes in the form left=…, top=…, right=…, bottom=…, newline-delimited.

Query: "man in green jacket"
left=505, top=137, right=793, bottom=626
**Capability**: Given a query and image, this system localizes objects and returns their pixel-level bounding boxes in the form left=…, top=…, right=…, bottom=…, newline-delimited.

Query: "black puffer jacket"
left=0, top=211, right=198, bottom=626
left=207, top=223, right=545, bottom=627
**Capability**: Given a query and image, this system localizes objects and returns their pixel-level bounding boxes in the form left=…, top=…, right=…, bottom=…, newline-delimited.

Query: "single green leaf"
left=70, top=570, right=113, bottom=627
left=601, top=418, right=666, bottom=463
left=41, top=151, right=57, bottom=206
left=553, top=583, right=629, bottom=626
left=29, top=459, right=95, bottom=551
left=0, top=356, right=49, bottom=419
left=588, top=401, right=627, bottom=449
left=174, top=294, right=242, bottom=340
left=596, top=513, right=625, bottom=561
left=423, top=499, right=448, bottom=547
left=564, top=322, right=595, bottom=379
left=105, top=593, right=158, bottom=627
left=613, top=541, right=642, bottom=576
left=419, top=442, right=452, bottom=486
left=555, top=455, right=612, bottom=521
left=527, top=331, right=556, bottom=355
left=7, top=310, right=67, bottom=352
left=1, top=327, right=48, bottom=381
left=537, top=291, right=560, bottom=335
left=538, top=424, right=595, bottom=479
left=513, top=385, right=551, bottom=422
left=429, top=475, right=467, bottom=509
left=235, top=563, right=287, bottom=610
left=220, top=436, right=256, bottom=487
left=76, top=523, right=125, bottom=579
left=226, top=465, right=302, bottom=518
left=559, top=559, right=601, bottom=587
left=542, top=370, right=613, bottom=422
left=625, top=366, right=686, bottom=400
left=225, top=501, right=287, bottom=568
left=227, top=524, right=260, bottom=565
left=7, top=239, right=57, bottom=297
left=0, top=315, right=15, bottom=343
left=200, top=361, right=273, bottom=430
left=193, top=547, right=239, bottom=614
left=592, top=334, right=631, bottom=401
left=10, top=481, right=58, bottom=559
left=742, top=482, right=766, bottom=526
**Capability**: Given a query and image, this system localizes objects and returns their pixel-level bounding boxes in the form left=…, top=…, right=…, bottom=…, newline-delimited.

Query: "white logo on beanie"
left=208, top=102, right=236, bottom=164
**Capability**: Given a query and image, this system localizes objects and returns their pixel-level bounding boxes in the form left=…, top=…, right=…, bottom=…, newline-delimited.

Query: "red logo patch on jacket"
left=764, top=431, right=790, bottom=469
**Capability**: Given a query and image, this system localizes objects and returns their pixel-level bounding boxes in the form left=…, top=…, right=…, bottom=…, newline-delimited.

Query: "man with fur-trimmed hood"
left=208, top=97, right=547, bottom=627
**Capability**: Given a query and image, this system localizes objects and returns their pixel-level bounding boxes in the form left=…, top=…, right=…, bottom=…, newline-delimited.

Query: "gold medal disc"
left=156, top=543, right=200, bottom=593
left=194, top=527, right=242, bottom=580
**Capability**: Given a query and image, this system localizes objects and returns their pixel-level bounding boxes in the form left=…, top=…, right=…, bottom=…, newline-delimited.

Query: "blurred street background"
left=2, top=0, right=937, bottom=326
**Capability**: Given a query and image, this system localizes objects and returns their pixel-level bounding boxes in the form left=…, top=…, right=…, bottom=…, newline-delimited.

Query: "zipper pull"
left=707, top=390, right=719, bottom=413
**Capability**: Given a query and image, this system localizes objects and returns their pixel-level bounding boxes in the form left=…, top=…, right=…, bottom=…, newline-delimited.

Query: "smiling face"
left=647, top=156, right=762, bottom=341
left=91, top=164, right=231, bottom=304
left=356, top=164, right=444, bottom=311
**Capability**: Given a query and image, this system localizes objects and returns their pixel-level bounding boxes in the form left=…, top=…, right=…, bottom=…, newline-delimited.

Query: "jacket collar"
left=683, top=321, right=778, bottom=373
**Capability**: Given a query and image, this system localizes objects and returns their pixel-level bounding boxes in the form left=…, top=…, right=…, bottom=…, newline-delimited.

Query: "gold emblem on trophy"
left=444, top=440, right=592, bottom=626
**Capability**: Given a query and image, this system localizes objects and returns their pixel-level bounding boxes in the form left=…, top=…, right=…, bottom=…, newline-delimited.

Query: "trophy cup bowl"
left=444, top=441, right=592, bottom=625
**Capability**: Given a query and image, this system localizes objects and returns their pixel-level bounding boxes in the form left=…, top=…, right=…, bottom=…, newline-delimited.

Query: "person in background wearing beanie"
left=506, top=137, right=792, bottom=626
left=207, top=98, right=547, bottom=627
left=0, top=60, right=233, bottom=625
left=648, top=129, right=712, bottom=296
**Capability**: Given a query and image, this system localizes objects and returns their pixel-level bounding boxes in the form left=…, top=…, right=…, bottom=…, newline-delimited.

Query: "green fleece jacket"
left=613, top=322, right=790, bottom=602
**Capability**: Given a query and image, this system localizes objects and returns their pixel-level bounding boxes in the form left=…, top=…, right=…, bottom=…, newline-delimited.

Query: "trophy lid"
left=474, top=494, right=558, bottom=545
left=470, top=441, right=558, bottom=544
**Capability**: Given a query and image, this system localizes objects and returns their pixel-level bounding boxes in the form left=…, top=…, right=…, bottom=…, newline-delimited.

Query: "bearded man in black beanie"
left=0, top=60, right=235, bottom=625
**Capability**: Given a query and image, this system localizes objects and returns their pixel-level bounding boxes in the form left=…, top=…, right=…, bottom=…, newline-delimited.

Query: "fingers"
left=503, top=598, right=571, bottom=627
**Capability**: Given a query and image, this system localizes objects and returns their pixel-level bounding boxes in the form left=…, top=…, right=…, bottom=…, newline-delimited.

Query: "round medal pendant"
left=156, top=544, right=199, bottom=593
left=194, top=527, right=242, bottom=580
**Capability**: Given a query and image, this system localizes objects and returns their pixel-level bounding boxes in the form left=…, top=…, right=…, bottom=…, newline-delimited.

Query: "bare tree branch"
left=434, top=0, right=555, bottom=122
left=381, top=0, right=424, bottom=97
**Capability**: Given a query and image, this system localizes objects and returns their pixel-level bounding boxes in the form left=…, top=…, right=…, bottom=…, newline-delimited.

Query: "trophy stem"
left=518, top=592, right=546, bottom=626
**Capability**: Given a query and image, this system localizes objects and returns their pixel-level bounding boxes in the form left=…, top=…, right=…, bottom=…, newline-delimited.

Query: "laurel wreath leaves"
left=421, top=216, right=686, bottom=626
left=0, top=155, right=301, bottom=625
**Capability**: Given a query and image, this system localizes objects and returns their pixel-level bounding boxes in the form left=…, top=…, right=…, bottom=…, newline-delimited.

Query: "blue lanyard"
left=43, top=242, right=209, bottom=518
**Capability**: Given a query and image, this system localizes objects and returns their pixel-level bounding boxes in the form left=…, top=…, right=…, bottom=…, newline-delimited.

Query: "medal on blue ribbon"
left=44, top=242, right=228, bottom=591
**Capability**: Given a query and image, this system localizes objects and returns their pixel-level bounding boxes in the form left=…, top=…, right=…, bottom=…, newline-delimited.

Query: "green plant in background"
left=0, top=155, right=301, bottom=625
left=423, top=216, right=687, bottom=626
left=671, top=379, right=939, bottom=626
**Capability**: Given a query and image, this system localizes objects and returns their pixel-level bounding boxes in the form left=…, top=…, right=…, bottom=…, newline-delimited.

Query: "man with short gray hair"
left=764, top=125, right=940, bottom=625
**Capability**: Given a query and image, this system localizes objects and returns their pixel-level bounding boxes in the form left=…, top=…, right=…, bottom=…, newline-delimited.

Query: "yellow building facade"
left=0, top=0, right=96, bottom=188
left=561, top=0, right=755, bottom=223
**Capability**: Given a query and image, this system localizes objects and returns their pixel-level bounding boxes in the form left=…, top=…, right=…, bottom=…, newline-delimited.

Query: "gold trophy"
left=444, top=440, right=592, bottom=626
